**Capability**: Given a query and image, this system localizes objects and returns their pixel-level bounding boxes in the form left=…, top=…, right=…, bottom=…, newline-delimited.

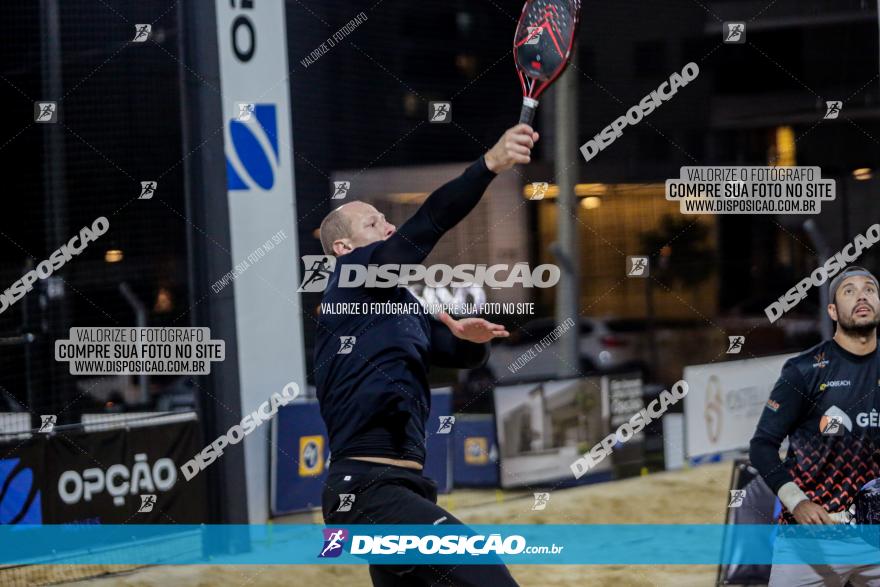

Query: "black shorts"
left=322, top=458, right=520, bottom=587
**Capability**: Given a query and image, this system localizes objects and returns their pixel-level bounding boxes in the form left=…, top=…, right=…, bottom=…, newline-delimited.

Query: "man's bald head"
left=319, top=204, right=354, bottom=255
left=319, top=201, right=397, bottom=256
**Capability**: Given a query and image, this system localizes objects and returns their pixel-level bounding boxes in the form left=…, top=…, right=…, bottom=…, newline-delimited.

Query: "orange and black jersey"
left=750, top=339, right=880, bottom=523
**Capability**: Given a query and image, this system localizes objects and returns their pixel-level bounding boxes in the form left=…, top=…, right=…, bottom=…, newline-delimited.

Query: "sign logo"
left=464, top=437, right=489, bottom=465
left=437, top=416, right=455, bottom=434
left=139, top=181, right=157, bottom=200
left=59, top=454, right=178, bottom=507
left=237, top=102, right=255, bottom=121
left=532, top=492, right=550, bottom=510
left=337, top=336, right=356, bottom=355
left=138, top=494, right=156, bottom=513
left=34, top=102, right=57, bottom=123
left=728, top=489, right=746, bottom=508
left=298, top=255, right=336, bottom=293
left=723, top=22, right=745, bottom=43
left=332, top=181, right=350, bottom=200
left=0, top=459, right=42, bottom=524
left=299, top=435, right=324, bottom=477
left=226, top=103, right=280, bottom=191
left=726, top=336, right=744, bottom=354
left=319, top=528, right=348, bottom=558
left=38, top=415, right=56, bottom=433
left=626, top=256, right=649, bottom=278
left=824, top=101, right=842, bottom=120
left=529, top=182, right=549, bottom=200
left=429, top=101, right=452, bottom=123
left=820, top=406, right=851, bottom=435
left=525, top=26, right=544, bottom=45
left=336, top=493, right=355, bottom=512
left=133, top=24, right=151, bottom=42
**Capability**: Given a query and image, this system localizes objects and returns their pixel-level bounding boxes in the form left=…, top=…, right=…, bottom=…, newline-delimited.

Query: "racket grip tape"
left=519, top=97, right=539, bottom=126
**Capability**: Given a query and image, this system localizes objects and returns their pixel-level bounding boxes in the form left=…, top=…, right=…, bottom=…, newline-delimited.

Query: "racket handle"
left=519, top=97, right=539, bottom=126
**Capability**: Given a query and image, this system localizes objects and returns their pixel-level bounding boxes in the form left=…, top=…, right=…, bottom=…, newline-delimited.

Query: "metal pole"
left=40, top=0, right=71, bottom=423
left=804, top=219, right=833, bottom=340
left=119, top=283, right=149, bottom=405
left=554, top=58, right=580, bottom=378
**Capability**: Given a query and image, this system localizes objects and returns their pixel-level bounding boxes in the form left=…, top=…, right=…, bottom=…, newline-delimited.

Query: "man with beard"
left=750, top=266, right=880, bottom=585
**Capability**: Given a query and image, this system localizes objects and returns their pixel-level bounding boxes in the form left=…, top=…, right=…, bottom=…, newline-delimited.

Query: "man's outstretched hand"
left=484, top=124, right=539, bottom=173
left=438, top=312, right=510, bottom=344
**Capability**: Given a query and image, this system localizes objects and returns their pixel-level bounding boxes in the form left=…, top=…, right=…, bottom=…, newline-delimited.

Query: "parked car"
left=471, top=316, right=649, bottom=387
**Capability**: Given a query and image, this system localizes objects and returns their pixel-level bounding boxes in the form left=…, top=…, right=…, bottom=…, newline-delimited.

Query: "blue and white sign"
left=216, top=0, right=306, bottom=523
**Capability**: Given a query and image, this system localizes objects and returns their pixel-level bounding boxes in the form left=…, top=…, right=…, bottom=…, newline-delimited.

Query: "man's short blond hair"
left=319, top=206, right=352, bottom=255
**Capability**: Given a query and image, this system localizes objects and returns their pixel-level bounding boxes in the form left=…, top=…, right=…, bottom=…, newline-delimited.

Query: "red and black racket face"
left=514, top=0, right=580, bottom=98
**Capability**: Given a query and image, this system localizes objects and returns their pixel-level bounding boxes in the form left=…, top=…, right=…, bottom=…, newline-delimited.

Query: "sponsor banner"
left=495, top=378, right=611, bottom=488
left=1, top=525, right=880, bottom=565
left=0, top=420, right=206, bottom=525
left=452, top=415, right=499, bottom=487
left=0, top=441, right=46, bottom=524
left=684, top=354, right=794, bottom=458
left=215, top=0, right=307, bottom=523
left=271, top=401, right=329, bottom=515
left=271, top=388, right=452, bottom=514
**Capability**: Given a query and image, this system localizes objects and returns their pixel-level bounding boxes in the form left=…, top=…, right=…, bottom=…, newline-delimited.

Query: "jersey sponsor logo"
left=856, top=411, right=880, bottom=428
left=819, top=380, right=851, bottom=391
left=766, top=399, right=780, bottom=412
left=820, top=405, right=852, bottom=435
left=298, top=435, right=324, bottom=477
left=812, top=352, right=830, bottom=368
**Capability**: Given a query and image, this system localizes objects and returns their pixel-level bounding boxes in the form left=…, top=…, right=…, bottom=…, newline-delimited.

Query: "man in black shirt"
left=750, top=266, right=880, bottom=585
left=315, top=124, right=537, bottom=586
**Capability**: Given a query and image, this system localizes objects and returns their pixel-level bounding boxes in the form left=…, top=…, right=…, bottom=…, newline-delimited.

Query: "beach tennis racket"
left=513, top=0, right=582, bottom=126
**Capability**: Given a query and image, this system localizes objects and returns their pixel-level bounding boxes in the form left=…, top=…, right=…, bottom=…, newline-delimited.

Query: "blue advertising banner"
left=0, top=419, right=205, bottom=526
left=272, top=401, right=329, bottom=515
left=452, top=415, right=498, bottom=487
left=273, top=389, right=453, bottom=514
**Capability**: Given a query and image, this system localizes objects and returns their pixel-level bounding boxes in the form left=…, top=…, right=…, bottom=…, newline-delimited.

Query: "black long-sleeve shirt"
left=314, top=157, right=497, bottom=465
left=749, top=339, right=880, bottom=522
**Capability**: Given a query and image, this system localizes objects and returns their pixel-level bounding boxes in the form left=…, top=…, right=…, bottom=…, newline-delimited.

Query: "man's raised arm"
left=368, top=124, right=538, bottom=266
